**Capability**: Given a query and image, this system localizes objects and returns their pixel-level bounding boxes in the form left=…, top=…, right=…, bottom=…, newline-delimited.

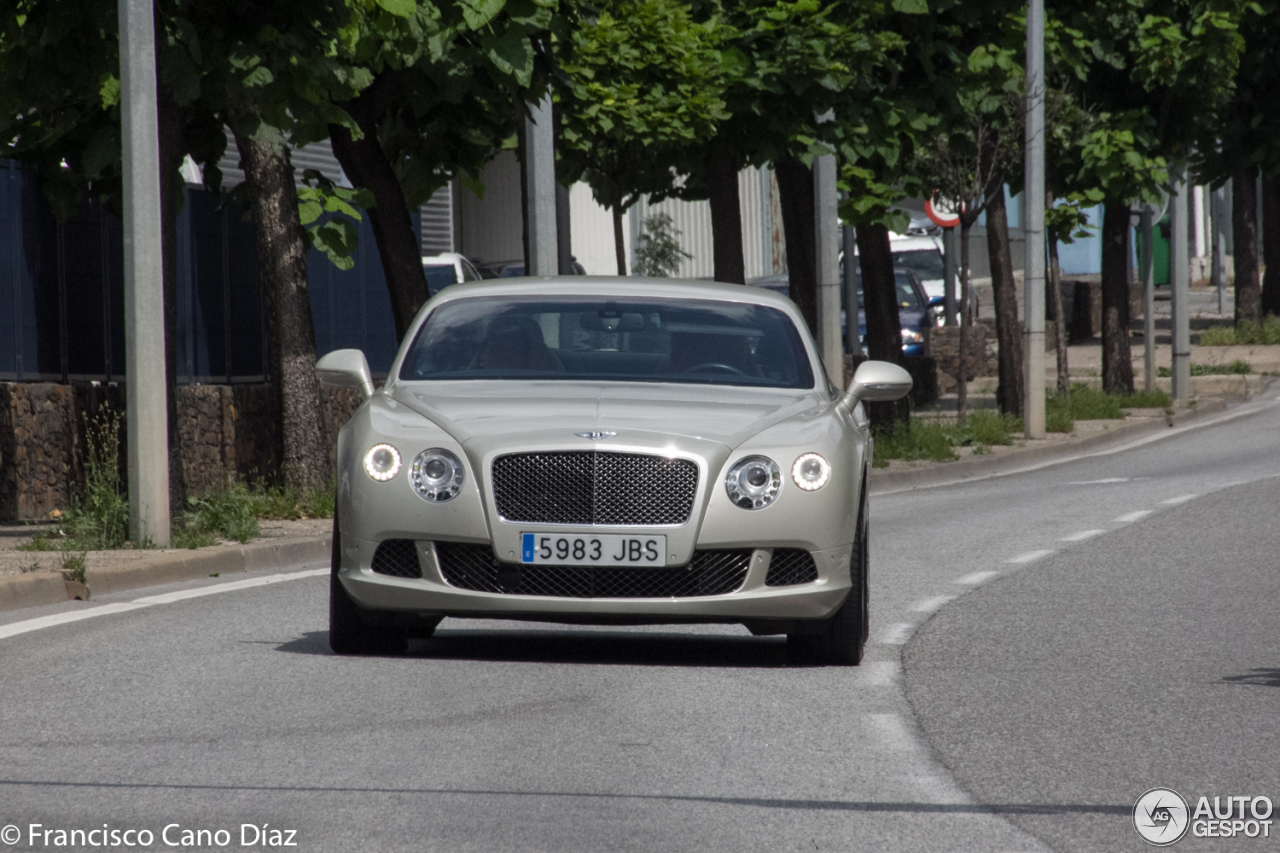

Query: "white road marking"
left=954, top=570, right=1000, bottom=586
left=879, top=622, right=914, bottom=645
left=1112, top=510, right=1154, bottom=523
left=1066, top=477, right=1131, bottom=485
left=1161, top=493, right=1199, bottom=506
left=0, top=568, right=327, bottom=642
left=1058, top=529, right=1105, bottom=542
left=1006, top=550, right=1055, bottom=564
left=912, top=595, right=956, bottom=614
left=854, top=661, right=898, bottom=687
left=866, top=714, right=915, bottom=751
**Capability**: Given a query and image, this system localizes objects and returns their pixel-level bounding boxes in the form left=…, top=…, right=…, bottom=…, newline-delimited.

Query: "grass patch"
left=1062, top=384, right=1171, bottom=419
left=1198, top=315, right=1280, bottom=346
left=1158, top=359, right=1251, bottom=377
left=59, top=407, right=131, bottom=550
left=61, top=551, right=87, bottom=585
left=873, top=409, right=1022, bottom=466
left=247, top=477, right=336, bottom=520
left=173, top=481, right=260, bottom=549
left=16, top=535, right=55, bottom=552
left=1045, top=394, right=1075, bottom=433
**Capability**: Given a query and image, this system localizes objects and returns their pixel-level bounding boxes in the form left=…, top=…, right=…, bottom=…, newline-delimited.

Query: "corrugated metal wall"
left=568, top=182, right=631, bottom=276
left=456, top=151, right=525, bottom=264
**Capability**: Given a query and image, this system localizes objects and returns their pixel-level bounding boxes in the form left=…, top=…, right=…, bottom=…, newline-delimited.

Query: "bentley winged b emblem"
left=575, top=430, right=618, bottom=440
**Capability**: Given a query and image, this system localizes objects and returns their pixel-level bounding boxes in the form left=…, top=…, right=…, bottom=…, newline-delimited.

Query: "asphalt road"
left=1, top=386, right=1278, bottom=853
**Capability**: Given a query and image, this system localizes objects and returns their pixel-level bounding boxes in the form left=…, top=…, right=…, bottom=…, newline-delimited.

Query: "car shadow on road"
left=1219, top=667, right=1280, bottom=687
left=271, top=629, right=791, bottom=668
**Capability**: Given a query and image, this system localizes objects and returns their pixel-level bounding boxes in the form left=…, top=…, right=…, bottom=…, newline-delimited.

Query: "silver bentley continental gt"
left=315, top=278, right=911, bottom=665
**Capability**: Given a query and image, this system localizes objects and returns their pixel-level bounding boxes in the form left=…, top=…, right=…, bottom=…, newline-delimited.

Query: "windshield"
left=855, top=271, right=924, bottom=311
left=423, top=265, right=459, bottom=295
left=398, top=296, right=815, bottom=388
left=891, top=248, right=944, bottom=281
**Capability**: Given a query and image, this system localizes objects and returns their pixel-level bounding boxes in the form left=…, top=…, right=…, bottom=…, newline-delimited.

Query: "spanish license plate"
left=520, top=533, right=667, bottom=566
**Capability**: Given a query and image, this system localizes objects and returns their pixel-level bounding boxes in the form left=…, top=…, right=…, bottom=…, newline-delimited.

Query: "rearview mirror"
left=316, top=349, right=375, bottom=399
left=840, top=360, right=912, bottom=409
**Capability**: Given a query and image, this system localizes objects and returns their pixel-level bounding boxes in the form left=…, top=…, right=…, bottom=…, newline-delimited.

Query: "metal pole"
left=524, top=95, right=558, bottom=276
left=813, top=153, right=842, bottom=386
left=1170, top=168, right=1192, bottom=399
left=1022, top=0, right=1046, bottom=438
left=842, top=222, right=859, bottom=358
left=942, top=226, right=958, bottom=326
left=1212, top=185, right=1227, bottom=315
left=1140, top=207, right=1155, bottom=392
left=119, top=0, right=170, bottom=546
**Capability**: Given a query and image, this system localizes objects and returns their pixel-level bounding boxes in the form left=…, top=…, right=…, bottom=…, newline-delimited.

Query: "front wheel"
left=329, top=511, right=408, bottom=656
left=787, top=486, right=869, bottom=666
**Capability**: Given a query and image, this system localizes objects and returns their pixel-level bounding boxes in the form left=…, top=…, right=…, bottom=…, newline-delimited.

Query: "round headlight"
left=725, top=455, right=782, bottom=510
left=363, top=444, right=401, bottom=481
left=792, top=452, right=831, bottom=491
left=410, top=448, right=465, bottom=502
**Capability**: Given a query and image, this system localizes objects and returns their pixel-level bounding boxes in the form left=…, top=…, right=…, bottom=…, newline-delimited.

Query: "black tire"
left=788, top=477, right=869, bottom=666
left=329, top=510, right=408, bottom=656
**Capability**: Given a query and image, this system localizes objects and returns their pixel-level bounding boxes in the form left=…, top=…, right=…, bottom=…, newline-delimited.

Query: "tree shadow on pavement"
left=269, top=628, right=790, bottom=668
left=1219, top=668, right=1280, bottom=687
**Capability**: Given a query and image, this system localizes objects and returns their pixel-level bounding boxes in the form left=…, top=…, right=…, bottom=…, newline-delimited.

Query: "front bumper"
left=339, top=535, right=853, bottom=624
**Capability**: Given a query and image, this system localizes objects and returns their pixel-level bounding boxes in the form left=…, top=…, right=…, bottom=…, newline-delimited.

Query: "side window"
left=460, top=259, right=483, bottom=282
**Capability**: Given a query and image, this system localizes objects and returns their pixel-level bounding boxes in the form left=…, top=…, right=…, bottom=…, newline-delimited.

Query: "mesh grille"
left=370, top=539, right=422, bottom=579
left=436, top=542, right=751, bottom=598
left=765, top=548, right=818, bottom=586
left=492, top=451, right=698, bottom=525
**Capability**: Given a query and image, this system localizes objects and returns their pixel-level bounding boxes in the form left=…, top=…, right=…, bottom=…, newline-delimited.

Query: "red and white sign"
left=924, top=196, right=961, bottom=229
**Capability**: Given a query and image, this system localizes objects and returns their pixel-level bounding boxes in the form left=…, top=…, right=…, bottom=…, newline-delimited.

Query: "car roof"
left=425, top=276, right=799, bottom=310
left=888, top=235, right=942, bottom=251
left=421, top=252, right=466, bottom=266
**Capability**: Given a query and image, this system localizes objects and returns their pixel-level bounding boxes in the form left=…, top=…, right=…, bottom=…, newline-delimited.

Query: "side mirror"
left=316, top=349, right=375, bottom=399
left=927, top=295, right=945, bottom=308
left=840, top=360, right=913, bottom=409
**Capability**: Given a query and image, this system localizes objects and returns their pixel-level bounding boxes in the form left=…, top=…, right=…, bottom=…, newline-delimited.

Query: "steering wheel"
left=683, top=362, right=746, bottom=375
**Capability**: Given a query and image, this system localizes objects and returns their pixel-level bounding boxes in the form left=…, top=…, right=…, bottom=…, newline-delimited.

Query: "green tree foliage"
left=555, top=0, right=729, bottom=274
left=633, top=213, right=693, bottom=277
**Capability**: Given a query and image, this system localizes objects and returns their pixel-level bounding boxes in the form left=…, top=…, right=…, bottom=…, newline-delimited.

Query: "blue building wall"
left=0, top=159, right=408, bottom=383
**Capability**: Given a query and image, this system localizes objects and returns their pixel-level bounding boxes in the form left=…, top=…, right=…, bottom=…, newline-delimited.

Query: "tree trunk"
left=957, top=220, right=972, bottom=423
left=233, top=122, right=330, bottom=496
left=706, top=151, right=745, bottom=284
left=612, top=187, right=628, bottom=276
left=984, top=183, right=1023, bottom=417
left=775, top=158, right=817, bottom=334
left=156, top=88, right=187, bottom=512
left=1100, top=198, right=1135, bottom=394
left=1233, top=165, right=1262, bottom=324
left=857, top=223, right=907, bottom=428
left=328, top=79, right=428, bottom=342
left=1263, top=175, right=1280, bottom=318
left=1049, top=235, right=1069, bottom=396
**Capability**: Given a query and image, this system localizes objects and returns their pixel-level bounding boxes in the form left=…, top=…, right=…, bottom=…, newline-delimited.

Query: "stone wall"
left=0, top=382, right=363, bottom=521
left=926, top=321, right=999, bottom=394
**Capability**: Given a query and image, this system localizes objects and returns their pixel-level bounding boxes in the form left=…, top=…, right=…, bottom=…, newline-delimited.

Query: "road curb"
left=0, top=535, right=331, bottom=612
left=869, top=398, right=1231, bottom=493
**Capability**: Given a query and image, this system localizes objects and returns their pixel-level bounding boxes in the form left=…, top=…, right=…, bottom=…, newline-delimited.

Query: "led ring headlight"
left=725, top=455, right=782, bottom=510
left=792, top=452, right=831, bottom=491
left=410, top=448, right=465, bottom=502
left=363, top=444, right=401, bottom=481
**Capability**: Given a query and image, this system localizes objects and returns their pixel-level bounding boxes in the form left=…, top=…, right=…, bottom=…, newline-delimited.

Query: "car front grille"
left=764, top=548, right=818, bottom=586
left=491, top=451, right=698, bottom=526
left=370, top=539, right=422, bottom=578
left=435, top=542, right=751, bottom=598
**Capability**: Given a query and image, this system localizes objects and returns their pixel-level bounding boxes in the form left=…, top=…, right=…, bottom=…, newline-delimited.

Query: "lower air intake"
left=435, top=543, right=751, bottom=598
left=764, top=548, right=818, bottom=586
left=370, top=539, right=422, bottom=579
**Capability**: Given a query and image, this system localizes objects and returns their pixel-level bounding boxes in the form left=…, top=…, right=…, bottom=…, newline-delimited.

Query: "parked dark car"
left=475, top=258, right=587, bottom=278
left=745, top=268, right=941, bottom=356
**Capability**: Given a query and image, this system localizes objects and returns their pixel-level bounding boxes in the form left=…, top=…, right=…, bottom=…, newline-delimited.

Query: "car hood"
left=390, top=380, right=823, bottom=450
